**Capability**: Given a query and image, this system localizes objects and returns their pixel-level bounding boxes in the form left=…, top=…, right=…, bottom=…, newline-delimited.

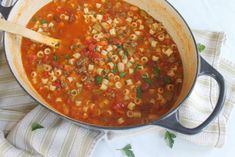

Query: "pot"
left=0, top=0, right=226, bottom=134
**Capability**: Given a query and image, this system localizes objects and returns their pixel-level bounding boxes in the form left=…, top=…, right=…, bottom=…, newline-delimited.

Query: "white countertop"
left=93, top=0, right=235, bottom=156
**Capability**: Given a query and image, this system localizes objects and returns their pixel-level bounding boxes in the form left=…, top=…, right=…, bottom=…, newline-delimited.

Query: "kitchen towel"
left=0, top=1, right=235, bottom=156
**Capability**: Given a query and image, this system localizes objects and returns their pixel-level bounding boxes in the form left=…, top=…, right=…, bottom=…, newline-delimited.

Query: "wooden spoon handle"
left=0, top=19, right=61, bottom=48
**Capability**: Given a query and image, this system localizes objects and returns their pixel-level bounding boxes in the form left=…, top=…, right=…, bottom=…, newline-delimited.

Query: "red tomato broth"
left=21, top=0, right=183, bottom=127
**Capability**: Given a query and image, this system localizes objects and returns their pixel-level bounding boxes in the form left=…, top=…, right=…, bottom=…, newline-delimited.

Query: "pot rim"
left=3, top=0, right=199, bottom=130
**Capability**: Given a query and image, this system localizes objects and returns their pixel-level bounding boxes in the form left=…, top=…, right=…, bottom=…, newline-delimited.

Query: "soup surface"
left=21, top=0, right=183, bottom=127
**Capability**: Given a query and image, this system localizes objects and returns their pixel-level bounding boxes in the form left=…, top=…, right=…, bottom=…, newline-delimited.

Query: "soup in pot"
left=21, top=0, right=183, bottom=127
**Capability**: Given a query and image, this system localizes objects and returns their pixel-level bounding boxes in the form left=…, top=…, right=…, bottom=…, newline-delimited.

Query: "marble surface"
left=93, top=0, right=235, bottom=156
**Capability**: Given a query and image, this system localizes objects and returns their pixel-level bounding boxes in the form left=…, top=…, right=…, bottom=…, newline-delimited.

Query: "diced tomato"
left=85, top=38, right=96, bottom=45
left=91, top=52, right=103, bottom=60
left=58, top=22, right=65, bottom=28
left=64, top=65, right=74, bottom=72
left=117, top=17, right=125, bottom=25
left=52, top=80, right=61, bottom=88
left=66, top=98, right=73, bottom=106
left=132, top=72, right=142, bottom=82
left=102, top=15, right=108, bottom=22
left=42, top=71, right=49, bottom=78
left=162, top=39, right=173, bottom=45
left=112, top=38, right=122, bottom=45
left=112, top=103, right=125, bottom=114
left=84, top=84, right=92, bottom=90
left=88, top=43, right=97, bottom=51
left=147, top=60, right=156, bottom=67
left=84, top=50, right=92, bottom=57
left=85, top=49, right=103, bottom=61
left=42, top=55, right=49, bottom=64
left=28, top=54, right=37, bottom=64
left=141, top=82, right=150, bottom=91
left=98, top=40, right=108, bottom=46
left=52, top=62, right=63, bottom=69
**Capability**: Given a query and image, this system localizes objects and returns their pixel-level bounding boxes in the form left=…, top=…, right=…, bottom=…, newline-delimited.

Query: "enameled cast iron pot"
left=0, top=0, right=226, bottom=134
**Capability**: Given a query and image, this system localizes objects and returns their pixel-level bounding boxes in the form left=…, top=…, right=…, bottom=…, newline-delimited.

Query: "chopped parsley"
left=54, top=42, right=61, bottom=48
left=101, top=70, right=106, bottom=76
left=70, top=44, right=78, bottom=51
left=117, top=144, right=135, bottom=157
left=197, top=43, right=206, bottom=53
left=124, top=49, right=129, bottom=56
left=93, top=23, right=102, bottom=32
left=163, top=76, right=171, bottom=84
left=136, top=86, right=142, bottom=98
left=112, top=64, right=118, bottom=74
left=116, top=44, right=123, bottom=49
left=134, top=64, right=142, bottom=72
left=153, top=66, right=160, bottom=78
left=53, top=55, right=58, bottom=61
left=112, top=69, right=118, bottom=74
left=31, top=17, right=37, bottom=22
left=64, top=54, right=70, bottom=60
left=142, top=74, right=152, bottom=85
left=107, top=57, right=112, bottom=62
left=95, top=75, right=103, bottom=85
left=119, top=72, right=126, bottom=78
left=164, top=130, right=176, bottom=148
left=40, top=19, right=47, bottom=24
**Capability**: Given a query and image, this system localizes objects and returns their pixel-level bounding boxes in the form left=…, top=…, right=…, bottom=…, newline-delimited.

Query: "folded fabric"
left=0, top=2, right=235, bottom=154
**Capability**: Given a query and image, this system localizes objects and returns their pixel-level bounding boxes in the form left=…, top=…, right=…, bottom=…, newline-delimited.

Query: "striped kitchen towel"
left=0, top=1, right=235, bottom=155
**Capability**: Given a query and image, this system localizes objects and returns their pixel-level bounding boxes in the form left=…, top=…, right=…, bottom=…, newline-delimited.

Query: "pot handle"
left=153, top=56, right=226, bottom=135
left=0, top=0, right=16, bottom=19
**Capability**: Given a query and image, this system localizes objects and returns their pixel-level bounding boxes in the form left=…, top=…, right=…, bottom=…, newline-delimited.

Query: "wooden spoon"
left=0, top=19, right=61, bottom=48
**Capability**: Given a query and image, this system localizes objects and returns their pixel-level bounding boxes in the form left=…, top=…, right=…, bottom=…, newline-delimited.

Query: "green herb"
left=108, top=38, right=113, bottom=44
left=94, top=46, right=98, bottom=51
left=107, top=57, right=112, bottom=62
left=54, top=41, right=60, bottom=48
left=124, top=49, right=129, bottom=56
left=134, top=64, right=141, bottom=72
left=104, top=75, right=109, bottom=80
left=136, top=86, right=142, bottom=98
left=197, top=43, right=206, bottom=53
left=101, top=70, right=106, bottom=76
left=119, top=72, right=126, bottom=78
left=106, top=2, right=112, bottom=9
left=164, top=130, right=176, bottom=148
left=163, top=76, right=171, bottom=84
left=142, top=74, right=152, bottom=84
left=40, top=19, right=47, bottom=24
left=53, top=55, right=58, bottom=61
left=31, top=17, right=37, bottom=22
left=117, top=144, right=135, bottom=157
left=70, top=44, right=78, bottom=51
left=32, top=122, right=44, bottom=131
left=117, top=44, right=123, bottom=49
left=112, top=64, right=118, bottom=74
left=153, top=66, right=160, bottom=78
left=93, top=23, right=102, bottom=32
left=64, top=54, right=70, bottom=60
left=95, top=75, right=103, bottom=85
left=112, top=69, right=118, bottom=74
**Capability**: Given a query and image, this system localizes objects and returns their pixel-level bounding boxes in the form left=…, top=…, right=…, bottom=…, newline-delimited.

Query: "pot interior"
left=4, top=0, right=198, bottom=128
